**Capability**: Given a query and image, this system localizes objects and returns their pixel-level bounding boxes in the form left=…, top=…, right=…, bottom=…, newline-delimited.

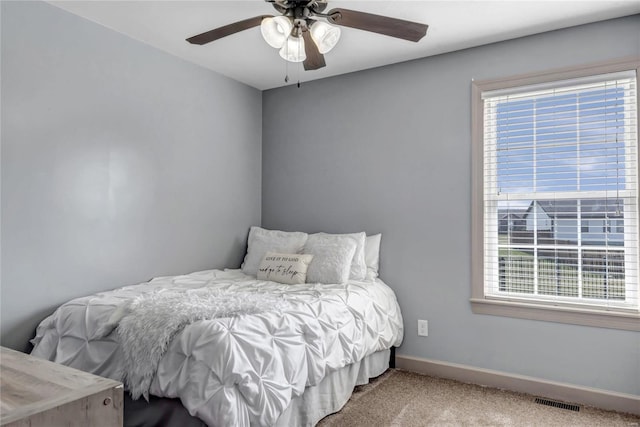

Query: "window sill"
left=470, top=298, right=640, bottom=331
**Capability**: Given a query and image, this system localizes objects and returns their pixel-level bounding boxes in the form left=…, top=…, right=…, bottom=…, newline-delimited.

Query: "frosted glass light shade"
left=279, top=36, right=306, bottom=62
left=261, top=16, right=293, bottom=48
left=310, top=21, right=341, bottom=54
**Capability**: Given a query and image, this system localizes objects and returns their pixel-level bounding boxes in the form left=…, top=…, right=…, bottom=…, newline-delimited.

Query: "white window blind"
left=483, top=71, right=639, bottom=311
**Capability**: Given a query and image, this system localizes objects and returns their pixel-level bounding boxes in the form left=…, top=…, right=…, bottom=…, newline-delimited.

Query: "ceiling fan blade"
left=302, top=30, right=326, bottom=71
left=327, top=8, right=427, bottom=42
left=186, top=15, right=272, bottom=45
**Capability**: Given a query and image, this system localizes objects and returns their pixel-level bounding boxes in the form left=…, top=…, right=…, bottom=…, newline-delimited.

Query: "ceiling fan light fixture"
left=279, top=35, right=306, bottom=63
left=310, top=21, right=341, bottom=54
left=261, top=16, right=293, bottom=48
left=186, top=1, right=429, bottom=72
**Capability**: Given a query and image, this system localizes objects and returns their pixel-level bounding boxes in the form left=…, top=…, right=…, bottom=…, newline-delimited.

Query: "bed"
left=30, top=228, right=404, bottom=426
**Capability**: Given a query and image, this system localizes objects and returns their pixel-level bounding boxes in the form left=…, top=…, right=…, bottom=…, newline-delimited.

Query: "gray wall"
left=263, top=16, right=640, bottom=395
left=1, top=1, right=262, bottom=351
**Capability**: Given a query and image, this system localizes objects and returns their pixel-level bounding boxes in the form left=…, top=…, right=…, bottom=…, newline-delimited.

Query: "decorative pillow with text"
left=241, top=226, right=309, bottom=276
left=257, top=252, right=314, bottom=285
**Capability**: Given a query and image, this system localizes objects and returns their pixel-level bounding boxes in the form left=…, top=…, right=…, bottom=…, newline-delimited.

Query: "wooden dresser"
left=0, top=347, right=123, bottom=426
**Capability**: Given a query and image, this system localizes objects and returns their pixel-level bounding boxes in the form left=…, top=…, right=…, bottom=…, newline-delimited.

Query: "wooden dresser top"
left=0, top=346, right=122, bottom=425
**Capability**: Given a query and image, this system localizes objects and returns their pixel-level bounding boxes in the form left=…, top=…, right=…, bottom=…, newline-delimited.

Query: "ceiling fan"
left=186, top=0, right=428, bottom=71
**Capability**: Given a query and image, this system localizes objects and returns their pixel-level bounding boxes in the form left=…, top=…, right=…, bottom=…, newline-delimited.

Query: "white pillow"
left=241, top=227, right=308, bottom=276
left=365, top=234, right=382, bottom=280
left=314, top=232, right=367, bottom=280
left=257, top=252, right=314, bottom=285
left=304, top=238, right=357, bottom=285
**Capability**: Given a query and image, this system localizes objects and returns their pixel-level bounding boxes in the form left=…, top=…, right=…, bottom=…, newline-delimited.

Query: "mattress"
left=31, top=268, right=403, bottom=426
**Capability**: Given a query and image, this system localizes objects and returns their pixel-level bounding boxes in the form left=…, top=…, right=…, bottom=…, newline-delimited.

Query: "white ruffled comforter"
left=30, top=269, right=403, bottom=426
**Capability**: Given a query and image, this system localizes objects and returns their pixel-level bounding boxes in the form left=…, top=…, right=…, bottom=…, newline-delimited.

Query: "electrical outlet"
left=418, top=319, right=428, bottom=337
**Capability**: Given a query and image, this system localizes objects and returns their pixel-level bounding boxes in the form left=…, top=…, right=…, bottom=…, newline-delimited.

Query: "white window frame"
left=471, top=57, right=640, bottom=331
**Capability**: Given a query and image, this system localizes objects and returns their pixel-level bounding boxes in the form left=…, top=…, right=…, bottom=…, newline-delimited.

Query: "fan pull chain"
left=284, top=53, right=289, bottom=83
left=297, top=40, right=302, bottom=88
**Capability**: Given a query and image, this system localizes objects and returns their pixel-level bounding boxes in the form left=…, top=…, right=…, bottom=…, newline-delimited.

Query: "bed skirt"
left=124, top=349, right=391, bottom=427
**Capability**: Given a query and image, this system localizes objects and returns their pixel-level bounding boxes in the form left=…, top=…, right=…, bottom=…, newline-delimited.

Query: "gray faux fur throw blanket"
left=112, top=288, right=290, bottom=400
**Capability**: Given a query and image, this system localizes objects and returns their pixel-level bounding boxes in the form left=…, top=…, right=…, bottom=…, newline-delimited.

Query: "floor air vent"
left=534, top=397, right=580, bottom=412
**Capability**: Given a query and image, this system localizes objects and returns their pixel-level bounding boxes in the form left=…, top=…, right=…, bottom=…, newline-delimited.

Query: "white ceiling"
left=49, top=1, right=640, bottom=90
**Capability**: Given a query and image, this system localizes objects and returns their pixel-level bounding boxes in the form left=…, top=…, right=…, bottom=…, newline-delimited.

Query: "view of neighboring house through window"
left=482, top=69, right=638, bottom=312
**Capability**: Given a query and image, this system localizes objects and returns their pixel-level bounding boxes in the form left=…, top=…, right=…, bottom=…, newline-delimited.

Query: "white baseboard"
left=396, top=354, right=640, bottom=416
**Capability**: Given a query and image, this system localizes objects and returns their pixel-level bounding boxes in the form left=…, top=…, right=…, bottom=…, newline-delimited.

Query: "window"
left=471, top=58, right=639, bottom=331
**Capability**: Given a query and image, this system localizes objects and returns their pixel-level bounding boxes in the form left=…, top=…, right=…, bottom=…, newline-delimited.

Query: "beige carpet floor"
left=318, top=369, right=640, bottom=426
